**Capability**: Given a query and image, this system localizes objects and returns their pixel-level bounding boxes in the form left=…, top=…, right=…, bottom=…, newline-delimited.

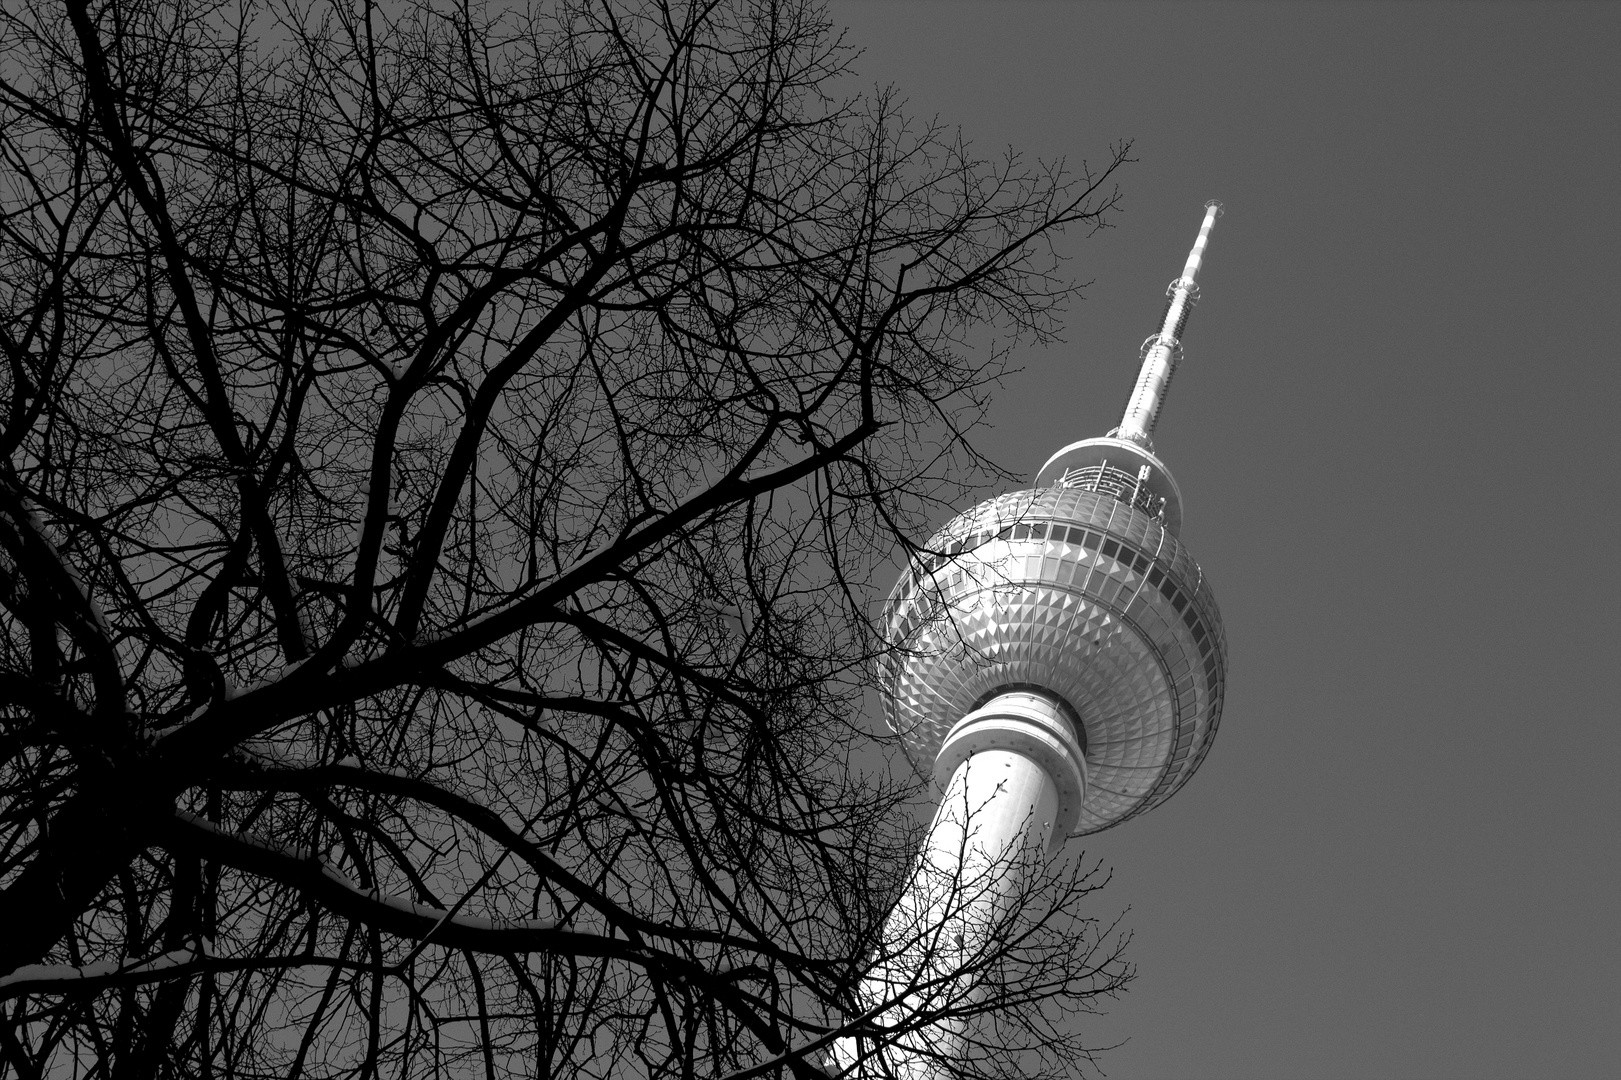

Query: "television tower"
left=844, top=204, right=1229, bottom=1076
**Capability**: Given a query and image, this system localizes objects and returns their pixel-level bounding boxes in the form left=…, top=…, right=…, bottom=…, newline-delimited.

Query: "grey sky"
left=828, top=3, right=1619, bottom=1077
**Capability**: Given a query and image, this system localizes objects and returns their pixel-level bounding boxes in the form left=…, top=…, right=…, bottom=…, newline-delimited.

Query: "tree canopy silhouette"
left=0, top=1, right=1132, bottom=1075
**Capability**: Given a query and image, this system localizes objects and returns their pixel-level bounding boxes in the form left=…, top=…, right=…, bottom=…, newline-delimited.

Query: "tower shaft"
left=839, top=694, right=1081, bottom=1077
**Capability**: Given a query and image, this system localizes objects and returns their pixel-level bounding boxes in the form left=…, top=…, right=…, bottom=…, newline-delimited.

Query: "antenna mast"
left=1116, top=200, right=1223, bottom=448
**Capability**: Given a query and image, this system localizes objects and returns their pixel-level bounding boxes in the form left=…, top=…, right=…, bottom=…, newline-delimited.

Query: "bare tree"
left=0, top=0, right=1132, bottom=1076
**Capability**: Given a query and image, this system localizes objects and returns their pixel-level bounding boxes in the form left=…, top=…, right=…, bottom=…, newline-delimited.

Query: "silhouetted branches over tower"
left=0, top=1, right=1133, bottom=1076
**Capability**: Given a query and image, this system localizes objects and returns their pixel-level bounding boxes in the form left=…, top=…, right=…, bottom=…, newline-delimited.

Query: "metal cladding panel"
left=882, top=487, right=1227, bottom=835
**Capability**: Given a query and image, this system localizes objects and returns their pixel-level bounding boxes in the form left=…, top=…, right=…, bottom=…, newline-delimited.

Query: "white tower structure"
left=845, top=204, right=1230, bottom=1076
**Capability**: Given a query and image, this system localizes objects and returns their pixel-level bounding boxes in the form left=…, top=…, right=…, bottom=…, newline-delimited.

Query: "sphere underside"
left=882, top=486, right=1227, bottom=834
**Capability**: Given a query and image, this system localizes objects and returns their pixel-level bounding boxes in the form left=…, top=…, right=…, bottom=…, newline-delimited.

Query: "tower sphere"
left=880, top=483, right=1226, bottom=835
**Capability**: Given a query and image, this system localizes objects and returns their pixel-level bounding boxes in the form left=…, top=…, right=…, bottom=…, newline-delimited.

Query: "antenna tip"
left=1204, top=200, right=1225, bottom=217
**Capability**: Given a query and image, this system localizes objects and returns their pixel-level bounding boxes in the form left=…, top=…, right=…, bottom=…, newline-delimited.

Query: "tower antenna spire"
left=1116, top=200, right=1224, bottom=449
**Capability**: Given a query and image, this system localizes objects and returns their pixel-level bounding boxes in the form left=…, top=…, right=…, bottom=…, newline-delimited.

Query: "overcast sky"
left=827, top=3, right=1619, bottom=1077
